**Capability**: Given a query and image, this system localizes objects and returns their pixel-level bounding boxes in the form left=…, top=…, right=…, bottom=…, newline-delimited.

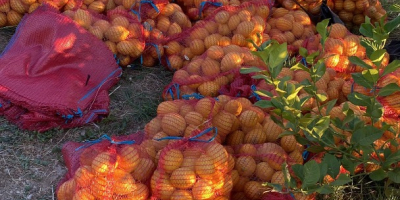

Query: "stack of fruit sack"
left=275, top=0, right=387, bottom=30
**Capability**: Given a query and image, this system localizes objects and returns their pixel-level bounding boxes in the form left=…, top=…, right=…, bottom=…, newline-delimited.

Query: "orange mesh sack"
left=159, top=0, right=273, bottom=71
left=265, top=8, right=316, bottom=55
left=162, top=44, right=267, bottom=100
left=62, top=8, right=145, bottom=67
left=57, top=132, right=154, bottom=200
left=229, top=142, right=301, bottom=200
left=150, top=127, right=235, bottom=200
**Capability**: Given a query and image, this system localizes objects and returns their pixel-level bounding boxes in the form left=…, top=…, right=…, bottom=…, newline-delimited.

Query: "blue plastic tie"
left=198, top=1, right=223, bottom=18
left=74, top=108, right=83, bottom=118
left=236, top=91, right=242, bottom=97
left=131, top=0, right=160, bottom=21
left=302, top=145, right=310, bottom=160
left=249, top=85, right=262, bottom=101
left=181, top=93, right=204, bottom=100
left=0, top=103, right=2, bottom=108
left=301, top=57, right=307, bottom=66
left=75, top=134, right=136, bottom=151
left=143, top=21, right=153, bottom=31
left=113, top=54, right=120, bottom=65
left=165, top=56, right=174, bottom=71
left=146, top=43, right=162, bottom=63
left=290, top=193, right=295, bottom=199
left=350, top=81, right=355, bottom=94
left=154, top=127, right=218, bottom=143
left=166, top=83, right=180, bottom=100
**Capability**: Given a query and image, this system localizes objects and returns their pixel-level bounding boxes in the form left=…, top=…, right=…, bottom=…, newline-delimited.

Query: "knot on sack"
left=62, top=108, right=83, bottom=124
left=113, top=54, right=120, bottom=65
left=181, top=93, right=204, bottom=100
left=154, top=127, right=218, bottom=143
left=130, top=0, right=160, bottom=21
left=75, top=134, right=136, bottom=151
left=198, top=1, right=223, bottom=18
left=249, top=85, right=262, bottom=101
left=166, top=83, right=180, bottom=100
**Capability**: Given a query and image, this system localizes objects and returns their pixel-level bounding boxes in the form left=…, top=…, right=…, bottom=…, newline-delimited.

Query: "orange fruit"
left=170, top=167, right=197, bottom=189
left=255, top=162, right=275, bottom=182
left=132, top=158, right=156, bottom=182
left=74, top=166, right=94, bottom=188
left=57, top=179, right=76, bottom=200
left=192, top=179, right=215, bottom=199
left=226, top=130, right=245, bottom=146
left=117, top=145, right=140, bottom=172
left=170, top=190, right=194, bottom=200
left=161, top=113, right=186, bottom=136
left=244, top=181, right=268, bottom=199
left=212, top=111, right=235, bottom=136
left=163, top=149, right=184, bottom=173
left=195, top=154, right=216, bottom=178
left=244, top=128, right=267, bottom=144
left=329, top=23, right=348, bottom=39
left=72, top=188, right=95, bottom=200
left=239, top=110, right=259, bottom=127
left=91, top=152, right=116, bottom=174
left=235, top=156, right=256, bottom=177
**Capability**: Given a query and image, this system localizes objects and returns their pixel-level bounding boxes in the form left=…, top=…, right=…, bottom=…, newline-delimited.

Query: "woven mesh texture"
left=57, top=132, right=152, bottom=200
left=0, top=5, right=121, bottom=131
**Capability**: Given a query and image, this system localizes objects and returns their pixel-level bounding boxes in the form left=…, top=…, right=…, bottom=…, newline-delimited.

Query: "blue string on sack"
left=181, top=93, right=204, bottom=100
left=198, top=1, right=223, bottom=19
left=166, top=83, right=180, bottom=100
left=75, top=134, right=136, bottom=151
left=130, top=0, right=160, bottom=21
left=302, top=144, right=310, bottom=161
left=146, top=43, right=162, bottom=63
left=249, top=85, right=262, bottom=101
left=350, top=81, right=355, bottom=94
left=301, top=57, right=307, bottom=67
left=154, top=127, right=218, bottom=143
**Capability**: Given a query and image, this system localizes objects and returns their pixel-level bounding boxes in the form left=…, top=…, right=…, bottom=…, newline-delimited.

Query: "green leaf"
left=264, top=183, right=283, bottom=192
left=287, top=86, right=304, bottom=103
left=323, top=154, right=340, bottom=178
left=316, top=185, right=334, bottom=194
left=321, top=128, right=336, bottom=146
left=384, top=15, right=400, bottom=33
left=351, top=126, right=384, bottom=146
left=291, top=62, right=309, bottom=72
left=240, top=67, right=262, bottom=74
left=251, top=49, right=271, bottom=63
left=360, top=22, right=374, bottom=38
left=383, top=151, right=400, bottom=169
left=306, top=145, right=325, bottom=153
left=348, top=56, right=372, bottom=69
left=369, top=168, right=388, bottom=181
left=295, top=134, right=310, bottom=145
left=347, top=92, right=372, bottom=107
left=352, top=73, right=373, bottom=89
left=388, top=168, right=400, bottom=183
left=330, top=174, right=352, bottom=186
left=254, top=100, right=274, bottom=109
left=278, top=131, right=296, bottom=139
left=302, top=160, right=320, bottom=189
left=362, top=69, right=379, bottom=83
left=312, top=60, right=326, bottom=82
left=390, top=4, right=400, bottom=12
left=316, top=93, right=328, bottom=103
left=378, top=83, right=400, bottom=97
left=269, top=43, right=288, bottom=69
left=252, top=74, right=270, bottom=80
left=341, top=156, right=358, bottom=175
left=360, top=39, right=375, bottom=58
left=317, top=19, right=330, bottom=44
left=382, top=60, right=400, bottom=77
left=325, top=99, right=337, bottom=115
left=306, top=51, right=320, bottom=64
left=370, top=49, right=387, bottom=67
left=320, top=162, right=328, bottom=183
left=299, top=47, right=308, bottom=58
left=313, top=116, right=330, bottom=138
left=255, top=89, right=273, bottom=97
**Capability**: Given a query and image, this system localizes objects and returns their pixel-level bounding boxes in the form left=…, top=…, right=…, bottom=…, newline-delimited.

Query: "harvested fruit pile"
left=2, top=0, right=395, bottom=199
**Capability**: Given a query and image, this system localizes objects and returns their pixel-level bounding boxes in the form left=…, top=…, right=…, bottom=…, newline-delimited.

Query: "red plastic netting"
left=0, top=5, right=121, bottom=131
left=57, top=132, right=154, bottom=200
left=61, top=7, right=146, bottom=67
left=150, top=129, right=234, bottom=200
left=158, top=0, right=273, bottom=71
left=162, top=45, right=267, bottom=100
left=229, top=142, right=304, bottom=200
left=266, top=8, right=316, bottom=55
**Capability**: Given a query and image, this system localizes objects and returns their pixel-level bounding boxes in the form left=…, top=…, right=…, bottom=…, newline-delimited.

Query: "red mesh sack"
left=265, top=8, right=316, bottom=55
left=139, top=2, right=192, bottom=67
left=162, top=45, right=266, bottom=100
left=229, top=142, right=302, bottom=200
left=127, top=0, right=169, bottom=22
left=57, top=132, right=154, bottom=200
left=150, top=128, right=235, bottom=200
left=62, top=7, right=145, bottom=67
left=160, top=0, right=273, bottom=71
left=0, top=5, right=121, bottom=131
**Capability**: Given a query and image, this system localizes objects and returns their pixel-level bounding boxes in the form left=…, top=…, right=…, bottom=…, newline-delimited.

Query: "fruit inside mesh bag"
left=57, top=132, right=154, bottom=200
left=150, top=127, right=235, bottom=200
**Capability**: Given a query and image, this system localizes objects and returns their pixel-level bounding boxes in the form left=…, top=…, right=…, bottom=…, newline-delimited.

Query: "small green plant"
left=241, top=7, right=400, bottom=198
